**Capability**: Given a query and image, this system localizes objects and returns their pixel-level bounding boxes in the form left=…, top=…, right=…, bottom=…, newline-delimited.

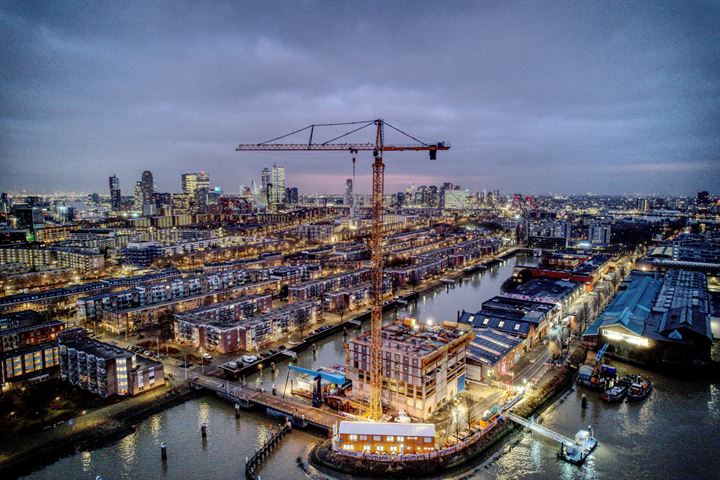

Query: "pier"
left=507, top=413, right=597, bottom=464
left=245, top=421, right=292, bottom=479
left=188, top=375, right=344, bottom=433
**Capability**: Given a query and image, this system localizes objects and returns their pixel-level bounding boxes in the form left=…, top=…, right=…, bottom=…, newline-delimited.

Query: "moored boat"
left=627, top=377, right=653, bottom=400
left=601, top=384, right=628, bottom=403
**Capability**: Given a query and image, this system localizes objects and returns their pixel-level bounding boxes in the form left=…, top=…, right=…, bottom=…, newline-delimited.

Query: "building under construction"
left=345, top=318, right=474, bottom=420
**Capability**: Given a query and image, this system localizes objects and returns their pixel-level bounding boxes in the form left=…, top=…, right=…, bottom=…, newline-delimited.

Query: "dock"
left=506, top=413, right=597, bottom=464
left=245, top=421, right=292, bottom=479
left=188, top=375, right=345, bottom=433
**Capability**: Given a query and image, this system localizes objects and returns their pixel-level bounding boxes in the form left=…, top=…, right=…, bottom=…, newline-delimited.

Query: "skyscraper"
left=345, top=178, right=353, bottom=207
left=269, top=165, right=285, bottom=208
left=182, top=172, right=210, bottom=213
left=109, top=175, right=121, bottom=211
left=261, top=167, right=271, bottom=193
left=285, top=186, right=299, bottom=204
left=140, top=170, right=154, bottom=203
left=134, top=181, right=143, bottom=210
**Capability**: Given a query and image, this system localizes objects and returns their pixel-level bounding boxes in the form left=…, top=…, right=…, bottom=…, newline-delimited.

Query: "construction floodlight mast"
left=236, top=119, right=449, bottom=420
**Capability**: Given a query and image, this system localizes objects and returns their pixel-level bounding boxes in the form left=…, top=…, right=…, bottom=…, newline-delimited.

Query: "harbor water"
left=21, top=255, right=720, bottom=479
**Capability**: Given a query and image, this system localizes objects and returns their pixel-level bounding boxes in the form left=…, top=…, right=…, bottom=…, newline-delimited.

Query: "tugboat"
left=627, top=376, right=653, bottom=401
left=601, top=383, right=628, bottom=403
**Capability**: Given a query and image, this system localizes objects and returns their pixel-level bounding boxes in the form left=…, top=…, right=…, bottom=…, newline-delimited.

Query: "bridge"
left=188, top=374, right=345, bottom=433
left=506, top=413, right=575, bottom=445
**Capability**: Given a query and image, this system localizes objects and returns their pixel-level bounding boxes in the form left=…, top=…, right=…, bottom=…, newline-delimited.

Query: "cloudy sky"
left=1, top=0, right=718, bottom=196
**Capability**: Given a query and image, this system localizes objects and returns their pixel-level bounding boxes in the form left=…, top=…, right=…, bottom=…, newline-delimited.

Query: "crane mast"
left=236, top=119, right=449, bottom=420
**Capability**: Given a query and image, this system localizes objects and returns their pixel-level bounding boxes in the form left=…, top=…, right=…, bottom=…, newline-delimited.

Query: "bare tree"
left=296, top=309, right=311, bottom=338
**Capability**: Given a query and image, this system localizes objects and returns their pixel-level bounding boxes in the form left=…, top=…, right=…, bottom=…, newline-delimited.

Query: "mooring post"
left=235, top=403, right=241, bottom=418
left=201, top=423, right=207, bottom=438
left=581, top=394, right=588, bottom=409
left=160, top=442, right=167, bottom=461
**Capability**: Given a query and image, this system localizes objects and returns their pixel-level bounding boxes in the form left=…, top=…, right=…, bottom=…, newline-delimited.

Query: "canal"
left=21, top=255, right=720, bottom=479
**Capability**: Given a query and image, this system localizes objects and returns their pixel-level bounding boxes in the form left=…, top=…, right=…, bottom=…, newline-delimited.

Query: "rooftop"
left=351, top=319, right=473, bottom=357
left=507, top=278, right=582, bottom=300
left=338, top=421, right=435, bottom=437
left=584, top=271, right=661, bottom=337
left=466, top=328, right=523, bottom=366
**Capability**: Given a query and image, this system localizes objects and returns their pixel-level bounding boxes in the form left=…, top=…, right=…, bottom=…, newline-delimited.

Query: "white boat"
left=242, top=355, right=258, bottom=363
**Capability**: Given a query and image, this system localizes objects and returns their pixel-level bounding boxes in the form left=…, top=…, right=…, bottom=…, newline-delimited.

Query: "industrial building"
left=59, top=329, right=164, bottom=397
left=464, top=328, right=524, bottom=382
left=458, top=296, right=559, bottom=346
left=501, top=277, right=584, bottom=316
left=345, top=319, right=474, bottom=420
left=583, top=269, right=713, bottom=364
left=513, top=252, right=612, bottom=292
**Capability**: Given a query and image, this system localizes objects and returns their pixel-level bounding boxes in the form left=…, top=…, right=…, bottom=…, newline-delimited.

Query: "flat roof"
left=509, top=278, right=582, bottom=299
left=338, top=421, right=435, bottom=437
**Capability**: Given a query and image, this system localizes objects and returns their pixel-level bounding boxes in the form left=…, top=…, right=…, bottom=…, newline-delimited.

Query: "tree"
left=295, top=309, right=311, bottom=338
left=408, top=271, right=420, bottom=292
left=337, top=301, right=347, bottom=320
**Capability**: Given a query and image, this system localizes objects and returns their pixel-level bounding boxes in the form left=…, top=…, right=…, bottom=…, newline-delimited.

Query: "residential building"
left=59, top=329, right=164, bottom=397
left=589, top=224, right=612, bottom=245
left=345, top=318, right=474, bottom=419
left=0, top=310, right=64, bottom=385
left=336, top=421, right=436, bottom=455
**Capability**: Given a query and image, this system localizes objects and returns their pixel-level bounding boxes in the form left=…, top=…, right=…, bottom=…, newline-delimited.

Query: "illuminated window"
left=349, top=434, right=358, bottom=441
left=498, top=321, right=504, bottom=328
left=386, top=436, right=394, bottom=441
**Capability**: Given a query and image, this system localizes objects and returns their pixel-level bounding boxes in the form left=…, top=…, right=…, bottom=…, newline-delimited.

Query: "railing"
left=245, top=421, right=292, bottom=479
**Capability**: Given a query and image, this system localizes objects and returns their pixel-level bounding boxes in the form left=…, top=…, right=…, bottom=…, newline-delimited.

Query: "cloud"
left=0, top=0, right=718, bottom=195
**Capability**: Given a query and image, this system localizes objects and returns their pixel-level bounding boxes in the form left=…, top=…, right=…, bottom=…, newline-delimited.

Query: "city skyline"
left=2, top=1, right=719, bottom=195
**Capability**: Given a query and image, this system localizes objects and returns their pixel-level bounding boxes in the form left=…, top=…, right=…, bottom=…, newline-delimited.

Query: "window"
left=514, top=324, right=520, bottom=331
left=498, top=321, right=505, bottom=328
left=349, top=434, right=358, bottom=441
left=424, top=437, right=433, bottom=443
left=483, top=318, right=489, bottom=325
left=386, top=436, right=394, bottom=441
left=373, top=435, right=381, bottom=441
left=360, top=435, right=367, bottom=440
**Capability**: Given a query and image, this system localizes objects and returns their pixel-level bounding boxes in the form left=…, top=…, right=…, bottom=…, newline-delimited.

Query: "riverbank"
left=309, top=343, right=587, bottom=479
left=0, top=385, right=203, bottom=479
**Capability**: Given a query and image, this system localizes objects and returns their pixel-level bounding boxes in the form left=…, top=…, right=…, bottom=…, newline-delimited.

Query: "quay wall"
left=310, top=343, right=587, bottom=478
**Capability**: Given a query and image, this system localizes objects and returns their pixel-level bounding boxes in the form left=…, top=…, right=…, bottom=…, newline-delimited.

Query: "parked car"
left=242, top=355, right=258, bottom=363
left=202, top=353, right=213, bottom=362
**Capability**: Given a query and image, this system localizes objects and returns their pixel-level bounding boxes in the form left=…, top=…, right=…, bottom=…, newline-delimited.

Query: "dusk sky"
left=1, top=1, right=719, bottom=196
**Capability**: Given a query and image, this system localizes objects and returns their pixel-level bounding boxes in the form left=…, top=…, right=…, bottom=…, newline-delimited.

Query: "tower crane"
left=236, top=119, right=449, bottom=420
